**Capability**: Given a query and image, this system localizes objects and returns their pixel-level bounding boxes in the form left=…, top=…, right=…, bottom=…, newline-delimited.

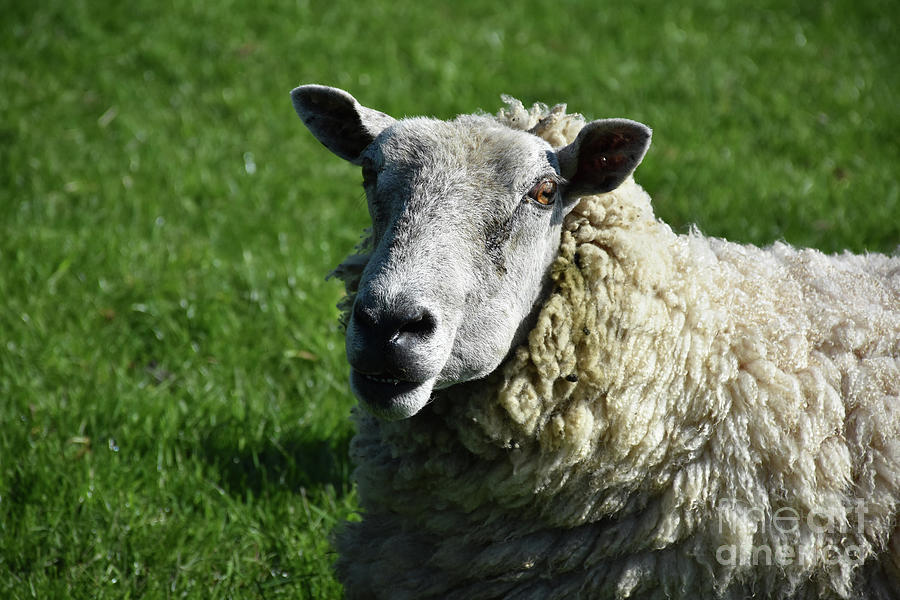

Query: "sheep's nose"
left=349, top=296, right=439, bottom=381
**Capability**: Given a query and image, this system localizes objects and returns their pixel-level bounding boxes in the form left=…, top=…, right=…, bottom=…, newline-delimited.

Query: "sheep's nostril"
left=390, top=309, right=438, bottom=364
left=353, top=301, right=377, bottom=329
left=394, top=309, right=437, bottom=341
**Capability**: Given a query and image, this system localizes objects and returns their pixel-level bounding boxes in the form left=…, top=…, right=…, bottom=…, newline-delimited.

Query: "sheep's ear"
left=291, top=85, right=396, bottom=165
left=557, top=119, right=651, bottom=197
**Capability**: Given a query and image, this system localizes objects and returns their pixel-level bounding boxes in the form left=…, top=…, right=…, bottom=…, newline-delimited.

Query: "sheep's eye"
left=527, top=178, right=557, bottom=206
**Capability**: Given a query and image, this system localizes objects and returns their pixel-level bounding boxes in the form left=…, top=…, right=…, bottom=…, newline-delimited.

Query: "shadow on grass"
left=197, top=424, right=354, bottom=500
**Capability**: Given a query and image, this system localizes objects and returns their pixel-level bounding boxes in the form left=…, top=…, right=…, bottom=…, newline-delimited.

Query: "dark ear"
left=290, top=85, right=397, bottom=164
left=557, top=119, right=651, bottom=197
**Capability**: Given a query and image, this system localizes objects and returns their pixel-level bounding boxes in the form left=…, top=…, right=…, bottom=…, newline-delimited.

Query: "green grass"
left=1, top=0, right=897, bottom=597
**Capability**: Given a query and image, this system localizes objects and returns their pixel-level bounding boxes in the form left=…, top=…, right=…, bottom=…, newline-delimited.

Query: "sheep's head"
left=292, top=85, right=650, bottom=420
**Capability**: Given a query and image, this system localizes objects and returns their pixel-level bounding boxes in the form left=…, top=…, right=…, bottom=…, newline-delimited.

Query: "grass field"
left=2, top=0, right=897, bottom=597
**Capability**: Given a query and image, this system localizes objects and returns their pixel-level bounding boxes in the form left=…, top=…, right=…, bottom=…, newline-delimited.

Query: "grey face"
left=292, top=85, right=651, bottom=419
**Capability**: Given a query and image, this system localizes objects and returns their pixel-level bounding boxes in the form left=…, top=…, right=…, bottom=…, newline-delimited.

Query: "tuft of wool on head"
left=330, top=99, right=900, bottom=600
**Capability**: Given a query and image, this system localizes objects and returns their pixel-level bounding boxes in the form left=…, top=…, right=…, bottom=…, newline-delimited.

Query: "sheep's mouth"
left=350, top=370, right=435, bottom=420
left=359, top=373, right=412, bottom=386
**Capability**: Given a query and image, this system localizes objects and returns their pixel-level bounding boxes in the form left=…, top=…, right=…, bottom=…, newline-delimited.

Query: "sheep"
left=290, top=84, right=900, bottom=599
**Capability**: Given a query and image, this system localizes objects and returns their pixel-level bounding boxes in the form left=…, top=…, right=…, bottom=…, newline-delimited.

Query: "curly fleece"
left=331, top=99, right=900, bottom=599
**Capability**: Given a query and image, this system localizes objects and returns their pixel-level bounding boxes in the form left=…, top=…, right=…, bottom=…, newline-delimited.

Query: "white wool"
left=332, top=99, right=900, bottom=599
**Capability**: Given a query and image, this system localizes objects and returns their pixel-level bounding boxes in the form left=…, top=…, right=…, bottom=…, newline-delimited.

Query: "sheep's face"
left=292, top=85, right=650, bottom=420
